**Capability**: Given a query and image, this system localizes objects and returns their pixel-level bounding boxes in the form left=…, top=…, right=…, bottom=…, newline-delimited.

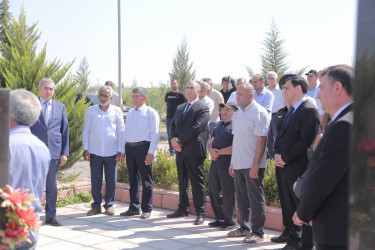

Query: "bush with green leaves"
left=264, top=159, right=280, bottom=207
left=56, top=191, right=92, bottom=207
left=152, top=149, right=178, bottom=190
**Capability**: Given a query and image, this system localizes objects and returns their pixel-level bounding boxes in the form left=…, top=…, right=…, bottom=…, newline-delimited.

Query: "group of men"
left=7, top=63, right=353, bottom=249
left=164, top=65, right=353, bottom=250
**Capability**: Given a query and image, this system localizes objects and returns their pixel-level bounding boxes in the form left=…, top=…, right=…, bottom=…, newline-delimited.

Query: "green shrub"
left=203, top=156, right=211, bottom=195
left=56, top=191, right=92, bottom=207
left=264, top=159, right=280, bottom=207
left=152, top=149, right=178, bottom=190
left=117, top=162, right=129, bottom=184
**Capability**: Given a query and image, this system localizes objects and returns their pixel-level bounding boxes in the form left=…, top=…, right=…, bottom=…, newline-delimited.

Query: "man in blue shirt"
left=8, top=89, right=51, bottom=249
left=252, top=74, right=274, bottom=115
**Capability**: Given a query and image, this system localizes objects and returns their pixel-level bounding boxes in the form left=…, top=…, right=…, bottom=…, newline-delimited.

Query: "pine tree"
left=0, top=0, right=11, bottom=50
left=245, top=18, right=307, bottom=84
left=74, top=56, right=91, bottom=92
left=0, top=8, right=90, bottom=169
left=169, top=37, right=196, bottom=91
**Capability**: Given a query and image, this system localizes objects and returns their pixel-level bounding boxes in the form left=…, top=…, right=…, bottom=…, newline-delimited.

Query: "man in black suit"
left=274, top=76, right=320, bottom=250
left=167, top=80, right=210, bottom=225
left=293, top=65, right=354, bottom=250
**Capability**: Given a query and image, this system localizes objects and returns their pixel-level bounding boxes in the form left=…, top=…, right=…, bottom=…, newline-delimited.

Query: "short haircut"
left=188, top=80, right=201, bottom=90
left=10, top=89, right=42, bottom=126
left=132, top=87, right=147, bottom=97
left=241, top=83, right=255, bottom=95
left=237, top=78, right=246, bottom=84
left=254, top=74, right=264, bottom=82
left=202, top=78, right=212, bottom=84
left=105, top=81, right=114, bottom=87
left=319, top=64, right=354, bottom=96
left=171, top=79, right=178, bottom=83
left=267, top=71, right=278, bottom=79
left=39, top=78, right=55, bottom=88
left=99, top=86, right=113, bottom=96
left=288, top=76, right=308, bottom=94
left=222, top=76, right=230, bottom=82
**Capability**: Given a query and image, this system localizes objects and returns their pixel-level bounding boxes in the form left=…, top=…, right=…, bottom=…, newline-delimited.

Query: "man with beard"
left=82, top=86, right=125, bottom=216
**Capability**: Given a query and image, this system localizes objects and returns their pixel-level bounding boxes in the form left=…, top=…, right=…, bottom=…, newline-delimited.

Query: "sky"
left=9, top=0, right=358, bottom=88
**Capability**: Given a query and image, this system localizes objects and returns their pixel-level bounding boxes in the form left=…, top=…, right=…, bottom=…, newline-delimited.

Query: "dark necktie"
left=183, top=103, right=191, bottom=116
left=283, top=106, right=295, bottom=130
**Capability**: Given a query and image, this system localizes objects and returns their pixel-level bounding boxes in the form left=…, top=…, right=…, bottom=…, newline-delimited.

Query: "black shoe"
left=271, top=230, right=289, bottom=243
left=120, top=209, right=141, bottom=217
left=208, top=220, right=223, bottom=227
left=166, top=209, right=188, bottom=218
left=45, top=217, right=61, bottom=227
left=194, top=214, right=205, bottom=225
left=280, top=244, right=299, bottom=250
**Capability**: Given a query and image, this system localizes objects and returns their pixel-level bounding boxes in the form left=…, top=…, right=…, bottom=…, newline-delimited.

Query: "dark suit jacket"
left=275, top=100, right=320, bottom=180
left=297, top=104, right=352, bottom=247
left=31, top=99, right=69, bottom=160
left=169, top=100, right=210, bottom=158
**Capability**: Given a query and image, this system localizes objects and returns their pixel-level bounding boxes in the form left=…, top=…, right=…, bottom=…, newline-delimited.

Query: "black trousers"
left=209, top=165, right=236, bottom=224
left=315, top=243, right=347, bottom=250
left=126, top=143, right=153, bottom=212
left=280, top=170, right=313, bottom=249
left=176, top=154, right=206, bottom=214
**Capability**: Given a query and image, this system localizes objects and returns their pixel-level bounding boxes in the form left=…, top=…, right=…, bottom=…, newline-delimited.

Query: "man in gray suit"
left=31, top=78, right=69, bottom=227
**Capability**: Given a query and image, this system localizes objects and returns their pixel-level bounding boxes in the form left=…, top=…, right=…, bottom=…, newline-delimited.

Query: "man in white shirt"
left=227, top=78, right=246, bottom=104
left=105, top=80, right=122, bottom=108
left=227, top=83, right=270, bottom=244
left=198, top=81, right=214, bottom=114
left=82, top=86, right=125, bottom=216
left=120, top=87, right=160, bottom=219
left=266, top=71, right=285, bottom=158
left=202, top=78, right=224, bottom=136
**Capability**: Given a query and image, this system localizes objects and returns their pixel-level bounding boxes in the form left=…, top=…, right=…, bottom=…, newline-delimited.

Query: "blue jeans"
left=166, top=118, right=175, bottom=154
left=90, top=154, right=117, bottom=208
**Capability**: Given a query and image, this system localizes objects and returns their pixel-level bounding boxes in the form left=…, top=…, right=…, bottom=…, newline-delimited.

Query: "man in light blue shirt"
left=82, top=86, right=125, bottom=216
left=120, top=87, right=160, bottom=219
left=8, top=89, right=51, bottom=249
left=252, top=74, right=274, bottom=115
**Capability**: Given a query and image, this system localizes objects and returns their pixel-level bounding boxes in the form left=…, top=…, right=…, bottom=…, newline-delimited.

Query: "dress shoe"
left=280, top=244, right=299, bottom=250
left=120, top=209, right=141, bottom=216
left=45, top=217, right=61, bottom=226
left=208, top=220, right=223, bottom=227
left=194, top=214, right=205, bottom=225
left=141, top=212, right=151, bottom=219
left=271, top=230, right=289, bottom=243
left=166, top=209, right=188, bottom=218
left=87, top=207, right=102, bottom=216
left=104, top=207, right=115, bottom=216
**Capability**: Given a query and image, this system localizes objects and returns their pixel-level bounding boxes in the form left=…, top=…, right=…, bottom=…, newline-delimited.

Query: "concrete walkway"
left=37, top=201, right=285, bottom=250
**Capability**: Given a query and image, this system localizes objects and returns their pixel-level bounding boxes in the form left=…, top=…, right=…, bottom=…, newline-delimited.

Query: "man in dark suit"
left=274, top=76, right=320, bottom=250
left=166, top=80, right=210, bottom=225
left=293, top=65, right=354, bottom=250
left=31, top=78, right=69, bottom=227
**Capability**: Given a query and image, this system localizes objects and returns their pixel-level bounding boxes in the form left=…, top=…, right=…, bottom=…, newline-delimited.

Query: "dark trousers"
left=281, top=171, right=313, bottom=249
left=234, top=168, right=266, bottom=235
left=209, top=166, right=236, bottom=224
left=90, top=154, right=117, bottom=208
left=176, top=154, right=206, bottom=214
left=267, top=113, right=278, bottom=158
left=126, top=143, right=153, bottom=212
left=45, top=159, right=60, bottom=219
left=166, top=118, right=175, bottom=154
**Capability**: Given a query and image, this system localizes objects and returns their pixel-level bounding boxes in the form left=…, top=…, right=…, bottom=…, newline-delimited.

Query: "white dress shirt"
left=200, top=95, right=214, bottom=115
left=267, top=85, right=285, bottom=113
left=124, top=103, right=160, bottom=155
left=227, top=91, right=237, bottom=104
left=231, top=101, right=270, bottom=170
left=82, top=104, right=125, bottom=156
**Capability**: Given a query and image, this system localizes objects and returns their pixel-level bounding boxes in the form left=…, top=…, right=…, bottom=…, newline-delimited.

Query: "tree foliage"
left=169, top=36, right=196, bottom=91
left=74, top=56, right=91, bottom=92
left=0, top=0, right=11, bottom=49
left=245, top=18, right=307, bottom=84
left=0, top=8, right=90, bottom=169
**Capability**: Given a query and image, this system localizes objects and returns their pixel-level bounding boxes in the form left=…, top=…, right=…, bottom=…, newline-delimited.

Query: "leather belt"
left=126, top=141, right=150, bottom=147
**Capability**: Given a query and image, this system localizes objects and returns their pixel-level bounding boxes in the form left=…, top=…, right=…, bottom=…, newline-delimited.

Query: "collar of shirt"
left=133, top=103, right=147, bottom=111
left=291, top=96, right=307, bottom=114
left=255, top=87, right=268, bottom=97
left=189, top=98, right=199, bottom=106
left=266, top=85, right=280, bottom=91
left=241, top=100, right=255, bottom=112
left=10, top=125, right=31, bottom=134
left=331, top=101, right=353, bottom=122
left=39, top=97, right=52, bottom=105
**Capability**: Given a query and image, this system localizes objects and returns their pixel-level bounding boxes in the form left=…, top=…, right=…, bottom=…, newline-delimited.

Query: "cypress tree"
left=169, top=36, right=196, bottom=91
left=0, top=0, right=11, bottom=50
left=74, top=56, right=91, bottom=93
left=0, top=8, right=90, bottom=169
